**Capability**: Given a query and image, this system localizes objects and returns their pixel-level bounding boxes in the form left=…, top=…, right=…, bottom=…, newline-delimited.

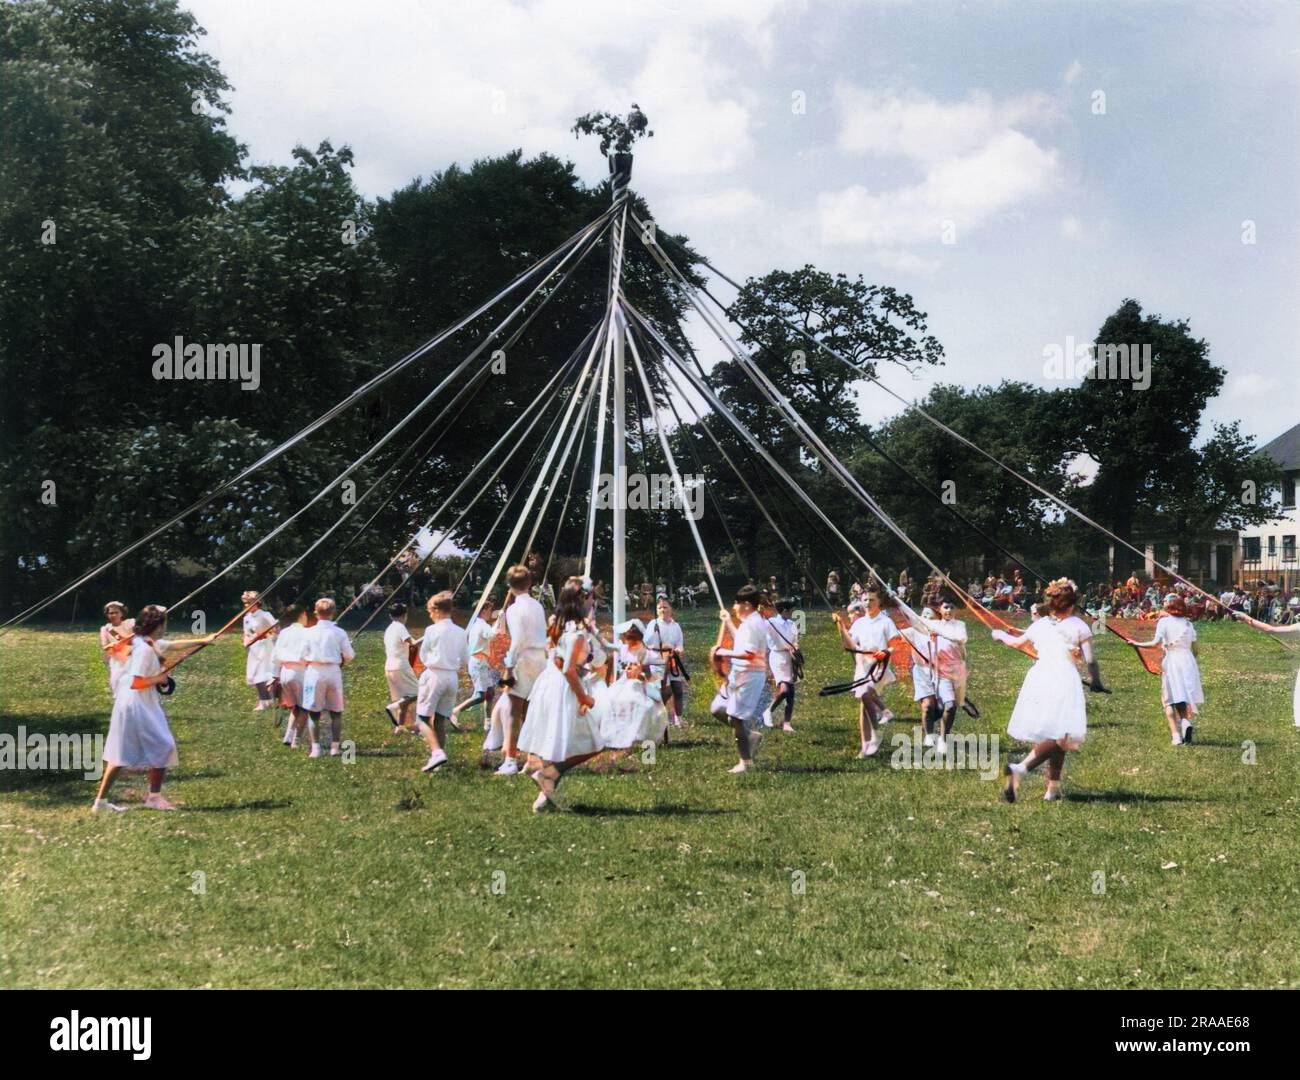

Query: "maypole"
left=609, top=151, right=631, bottom=627
left=574, top=103, right=650, bottom=624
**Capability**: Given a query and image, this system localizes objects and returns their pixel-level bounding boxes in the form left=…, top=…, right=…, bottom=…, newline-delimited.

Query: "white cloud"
left=814, top=86, right=1062, bottom=249
left=817, top=130, right=1059, bottom=246
left=834, top=85, right=1060, bottom=164
left=1060, top=215, right=1082, bottom=239
left=1063, top=59, right=1084, bottom=84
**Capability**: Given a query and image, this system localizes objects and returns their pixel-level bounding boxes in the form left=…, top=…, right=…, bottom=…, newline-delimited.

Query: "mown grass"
left=2, top=611, right=1297, bottom=988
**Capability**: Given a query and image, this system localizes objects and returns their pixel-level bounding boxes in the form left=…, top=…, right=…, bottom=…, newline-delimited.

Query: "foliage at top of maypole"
left=571, top=104, right=653, bottom=157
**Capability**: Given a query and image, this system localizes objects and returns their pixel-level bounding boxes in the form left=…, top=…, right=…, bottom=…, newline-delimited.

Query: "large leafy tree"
left=674, top=266, right=944, bottom=582
left=1065, top=299, right=1225, bottom=572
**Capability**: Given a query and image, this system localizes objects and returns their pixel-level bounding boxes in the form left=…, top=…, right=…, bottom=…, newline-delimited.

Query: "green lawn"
left=2, top=611, right=1297, bottom=988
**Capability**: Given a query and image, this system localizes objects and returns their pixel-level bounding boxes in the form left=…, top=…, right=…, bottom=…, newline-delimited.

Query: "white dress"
left=103, top=637, right=178, bottom=769
left=600, top=646, right=668, bottom=748
left=244, top=609, right=277, bottom=685
left=1155, top=615, right=1204, bottom=714
left=1005, top=616, right=1089, bottom=745
left=518, top=627, right=605, bottom=762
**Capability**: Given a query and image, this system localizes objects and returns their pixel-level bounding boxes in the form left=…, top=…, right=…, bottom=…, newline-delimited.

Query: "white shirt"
left=273, top=622, right=309, bottom=665
left=849, top=610, right=901, bottom=655
left=303, top=619, right=355, bottom=666
left=726, top=611, right=769, bottom=674
left=383, top=620, right=413, bottom=672
left=420, top=618, right=467, bottom=672
left=644, top=618, right=683, bottom=655
left=766, top=615, right=799, bottom=659
left=466, top=616, right=494, bottom=661
left=505, top=593, right=547, bottom=655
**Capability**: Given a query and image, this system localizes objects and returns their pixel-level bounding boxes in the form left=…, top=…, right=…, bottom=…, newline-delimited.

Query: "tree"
left=1066, top=299, right=1225, bottom=572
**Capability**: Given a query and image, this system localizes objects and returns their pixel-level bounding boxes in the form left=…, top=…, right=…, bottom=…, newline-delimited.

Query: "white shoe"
left=728, top=761, right=749, bottom=774
left=935, top=735, right=948, bottom=756
left=422, top=749, right=449, bottom=773
left=879, top=710, right=893, bottom=724
left=329, top=742, right=341, bottom=757
left=495, top=757, right=520, bottom=776
left=308, top=744, right=321, bottom=759
left=532, top=791, right=555, bottom=813
left=1043, top=787, right=1061, bottom=802
left=748, top=728, right=764, bottom=761
left=859, top=735, right=881, bottom=758
left=142, top=793, right=177, bottom=810
left=762, top=707, right=774, bottom=728
left=92, top=798, right=126, bottom=813
left=922, top=733, right=936, bottom=748
left=1171, top=734, right=1183, bottom=746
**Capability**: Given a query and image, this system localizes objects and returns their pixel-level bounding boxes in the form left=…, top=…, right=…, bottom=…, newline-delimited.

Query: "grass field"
left=2, top=610, right=1298, bottom=989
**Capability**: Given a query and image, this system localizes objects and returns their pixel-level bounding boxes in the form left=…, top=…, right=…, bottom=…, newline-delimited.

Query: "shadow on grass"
left=1064, top=789, right=1203, bottom=804
left=184, top=798, right=293, bottom=813
left=565, top=803, right=738, bottom=817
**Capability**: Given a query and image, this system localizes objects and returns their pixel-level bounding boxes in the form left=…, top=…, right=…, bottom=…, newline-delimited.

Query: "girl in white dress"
left=241, top=591, right=278, bottom=712
left=600, top=620, right=668, bottom=752
left=1228, top=610, right=1300, bottom=727
left=995, top=579, right=1104, bottom=802
left=833, top=587, right=903, bottom=758
left=93, top=605, right=212, bottom=812
left=1129, top=594, right=1203, bottom=745
left=98, top=601, right=135, bottom=698
left=519, top=584, right=606, bottom=812
left=901, top=609, right=940, bottom=747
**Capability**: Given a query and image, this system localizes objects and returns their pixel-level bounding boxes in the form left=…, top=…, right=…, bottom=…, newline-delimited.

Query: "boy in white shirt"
left=272, top=606, right=314, bottom=748
left=301, top=598, right=355, bottom=758
left=382, top=601, right=419, bottom=732
left=713, top=584, right=770, bottom=773
left=764, top=597, right=801, bottom=733
left=498, top=565, right=547, bottom=775
left=645, top=598, right=686, bottom=726
left=452, top=597, right=498, bottom=730
left=416, top=591, right=468, bottom=773
left=834, top=586, right=904, bottom=758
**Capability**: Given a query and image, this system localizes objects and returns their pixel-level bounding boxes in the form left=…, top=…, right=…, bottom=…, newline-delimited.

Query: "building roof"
left=1261, top=422, right=1300, bottom=473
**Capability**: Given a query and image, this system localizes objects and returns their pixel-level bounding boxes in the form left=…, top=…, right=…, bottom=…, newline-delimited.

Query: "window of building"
left=1244, top=536, right=1261, bottom=562
left=1268, top=535, right=1277, bottom=557
left=1285, top=535, right=1297, bottom=562
left=1284, top=474, right=1297, bottom=509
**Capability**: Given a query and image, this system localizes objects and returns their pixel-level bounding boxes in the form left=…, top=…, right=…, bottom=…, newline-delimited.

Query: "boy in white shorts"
left=416, top=591, right=468, bottom=773
left=382, top=601, right=419, bottom=732
left=498, top=565, right=547, bottom=775
left=452, top=597, right=497, bottom=730
left=301, top=598, right=355, bottom=758
left=273, top=606, right=314, bottom=748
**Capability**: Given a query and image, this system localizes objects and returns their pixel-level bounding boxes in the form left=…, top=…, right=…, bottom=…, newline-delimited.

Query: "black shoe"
left=1183, top=723, right=1194, bottom=745
left=1001, top=764, right=1019, bottom=804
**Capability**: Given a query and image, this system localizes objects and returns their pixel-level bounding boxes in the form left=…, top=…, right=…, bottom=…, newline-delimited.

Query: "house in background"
left=1239, top=421, right=1300, bottom=589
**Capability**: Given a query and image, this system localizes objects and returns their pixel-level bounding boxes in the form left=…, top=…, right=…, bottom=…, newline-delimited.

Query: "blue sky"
left=187, top=0, right=1300, bottom=448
